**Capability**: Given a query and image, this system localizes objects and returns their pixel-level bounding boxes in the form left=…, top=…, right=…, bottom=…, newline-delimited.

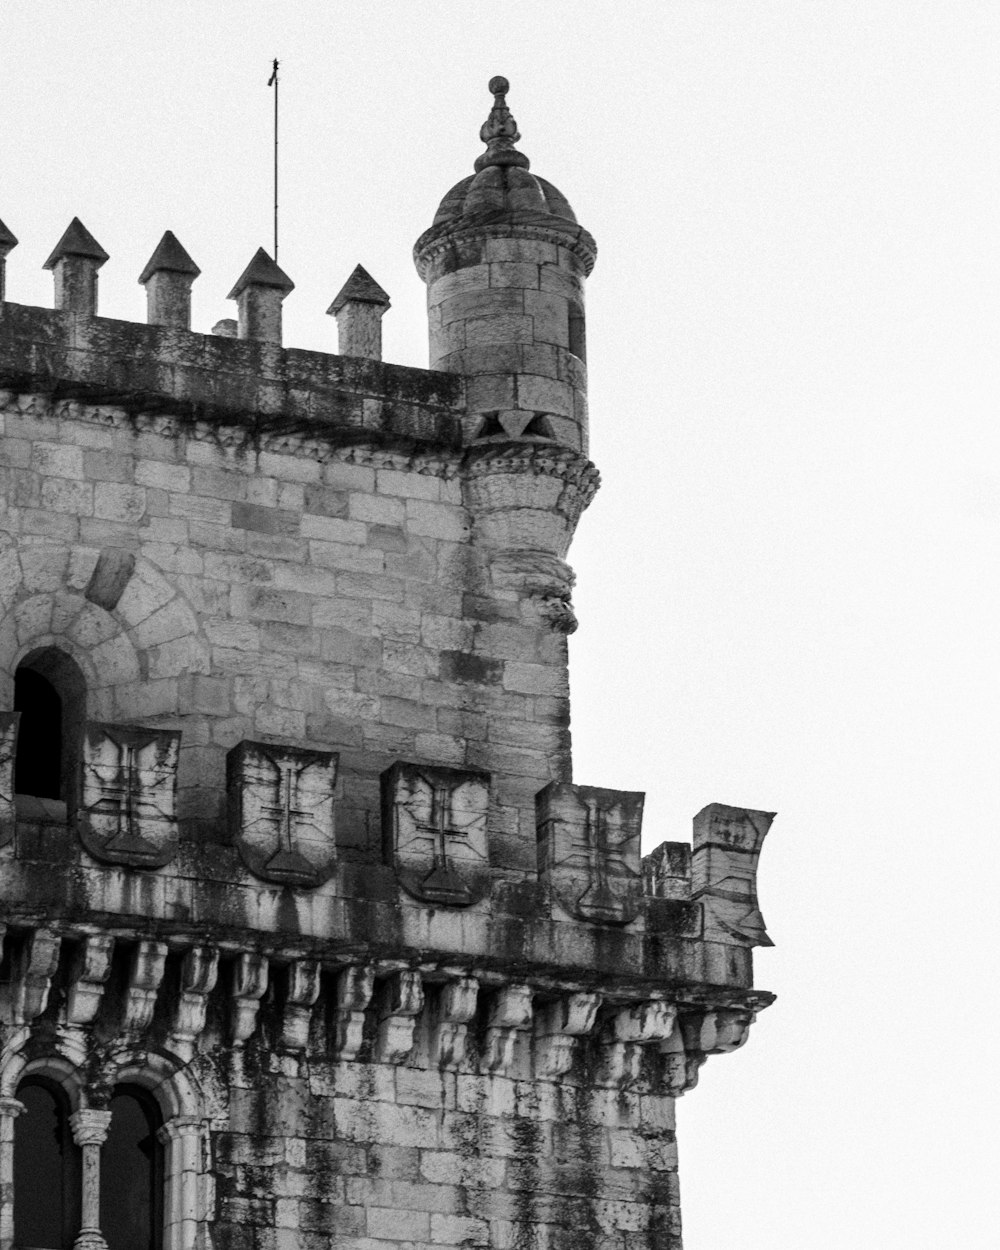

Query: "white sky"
left=3, top=3, right=997, bottom=1246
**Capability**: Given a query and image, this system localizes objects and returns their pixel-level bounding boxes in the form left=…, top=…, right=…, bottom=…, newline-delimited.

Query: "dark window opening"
left=568, top=302, right=586, bottom=363
left=14, top=1077, right=80, bottom=1250
left=13, top=650, right=85, bottom=804
left=14, top=669, right=63, bottom=800
left=100, top=1086, right=163, bottom=1250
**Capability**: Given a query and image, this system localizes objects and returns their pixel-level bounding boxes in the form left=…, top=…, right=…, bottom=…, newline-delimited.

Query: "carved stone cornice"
left=462, top=440, right=600, bottom=497
left=414, top=213, right=598, bottom=279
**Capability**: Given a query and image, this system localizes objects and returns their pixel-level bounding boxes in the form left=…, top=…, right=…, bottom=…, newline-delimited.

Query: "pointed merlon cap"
left=327, top=264, right=390, bottom=316
left=43, top=217, right=109, bottom=270
left=475, top=76, right=531, bottom=173
left=0, top=217, right=17, bottom=259
left=227, top=247, right=294, bottom=300
left=138, top=230, right=201, bottom=284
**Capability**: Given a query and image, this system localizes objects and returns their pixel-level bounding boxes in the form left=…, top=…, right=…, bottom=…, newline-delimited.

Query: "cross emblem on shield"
left=382, top=762, right=491, bottom=906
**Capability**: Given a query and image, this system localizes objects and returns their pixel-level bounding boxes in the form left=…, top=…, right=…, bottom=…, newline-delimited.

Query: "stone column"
left=0, top=1097, right=25, bottom=1250
left=69, top=1108, right=112, bottom=1250
left=157, top=1117, right=203, bottom=1250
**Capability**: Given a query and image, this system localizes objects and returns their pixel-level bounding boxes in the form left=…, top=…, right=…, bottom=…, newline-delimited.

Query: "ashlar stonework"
left=0, top=78, right=777, bottom=1250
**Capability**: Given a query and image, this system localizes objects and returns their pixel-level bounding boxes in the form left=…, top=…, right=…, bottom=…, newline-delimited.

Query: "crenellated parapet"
left=0, top=711, right=774, bottom=1008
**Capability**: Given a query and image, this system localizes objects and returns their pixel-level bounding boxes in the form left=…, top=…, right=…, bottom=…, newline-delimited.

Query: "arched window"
left=14, top=649, right=86, bottom=806
left=100, top=1085, right=163, bottom=1250
left=13, top=1077, right=80, bottom=1250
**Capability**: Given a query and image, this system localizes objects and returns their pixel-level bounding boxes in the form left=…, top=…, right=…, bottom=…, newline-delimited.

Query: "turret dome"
left=430, top=77, right=577, bottom=225
left=416, top=77, right=594, bottom=278
left=431, top=76, right=578, bottom=225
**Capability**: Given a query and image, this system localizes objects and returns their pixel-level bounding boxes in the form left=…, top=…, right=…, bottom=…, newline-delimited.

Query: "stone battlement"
left=0, top=301, right=464, bottom=456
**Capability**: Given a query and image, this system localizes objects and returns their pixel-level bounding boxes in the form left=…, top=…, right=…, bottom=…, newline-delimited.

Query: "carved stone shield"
left=381, top=762, right=491, bottom=906
left=228, top=740, right=338, bottom=888
left=0, top=712, right=19, bottom=849
left=78, top=723, right=181, bottom=867
left=536, top=783, right=644, bottom=925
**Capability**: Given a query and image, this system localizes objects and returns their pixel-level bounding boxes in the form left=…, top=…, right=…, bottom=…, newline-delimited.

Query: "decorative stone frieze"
left=0, top=712, right=17, bottom=849
left=536, top=782, right=645, bottom=925
left=227, top=740, right=339, bottom=888
left=691, top=803, right=775, bottom=946
left=78, top=723, right=181, bottom=868
left=381, top=762, right=491, bottom=906
left=463, top=443, right=600, bottom=557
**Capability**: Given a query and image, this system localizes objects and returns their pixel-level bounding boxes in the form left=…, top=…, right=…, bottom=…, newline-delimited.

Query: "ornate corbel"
left=375, top=971, right=424, bottom=1064
left=533, top=991, right=602, bottom=1079
left=331, top=965, right=375, bottom=1061
left=428, top=977, right=479, bottom=1068
left=230, top=953, right=269, bottom=1045
left=482, top=984, right=533, bottom=1075
left=281, top=960, right=321, bottom=1052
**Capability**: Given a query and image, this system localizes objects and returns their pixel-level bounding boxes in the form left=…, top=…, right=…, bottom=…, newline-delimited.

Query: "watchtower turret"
left=414, top=78, right=596, bottom=453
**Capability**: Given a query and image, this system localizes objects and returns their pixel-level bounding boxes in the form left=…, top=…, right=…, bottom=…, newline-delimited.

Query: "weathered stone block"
left=227, top=739, right=339, bottom=887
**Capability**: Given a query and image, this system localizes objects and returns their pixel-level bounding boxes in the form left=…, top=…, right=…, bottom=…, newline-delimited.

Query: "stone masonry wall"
left=0, top=306, right=578, bottom=877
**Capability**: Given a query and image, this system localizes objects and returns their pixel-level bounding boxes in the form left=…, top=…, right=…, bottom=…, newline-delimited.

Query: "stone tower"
left=0, top=79, right=775, bottom=1250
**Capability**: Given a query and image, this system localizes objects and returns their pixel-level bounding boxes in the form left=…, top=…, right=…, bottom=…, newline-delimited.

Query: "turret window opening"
left=568, top=300, right=586, bottom=362
left=13, top=649, right=86, bottom=807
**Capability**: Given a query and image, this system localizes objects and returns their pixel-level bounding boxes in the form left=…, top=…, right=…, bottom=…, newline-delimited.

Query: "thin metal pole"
left=269, top=58, right=280, bottom=261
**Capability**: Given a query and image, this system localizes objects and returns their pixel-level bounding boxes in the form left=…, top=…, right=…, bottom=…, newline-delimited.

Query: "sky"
left=2, top=2, right=998, bottom=1246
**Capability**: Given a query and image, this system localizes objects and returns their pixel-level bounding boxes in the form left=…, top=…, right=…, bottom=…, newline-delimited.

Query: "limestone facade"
left=0, top=78, right=775, bottom=1250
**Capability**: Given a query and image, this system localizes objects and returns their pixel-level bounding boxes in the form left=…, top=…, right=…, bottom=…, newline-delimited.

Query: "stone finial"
left=43, top=217, right=109, bottom=315
left=475, top=76, right=530, bottom=173
left=327, top=264, right=390, bottom=361
left=227, top=247, right=294, bottom=344
left=138, top=230, right=200, bottom=329
left=0, top=217, right=17, bottom=302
